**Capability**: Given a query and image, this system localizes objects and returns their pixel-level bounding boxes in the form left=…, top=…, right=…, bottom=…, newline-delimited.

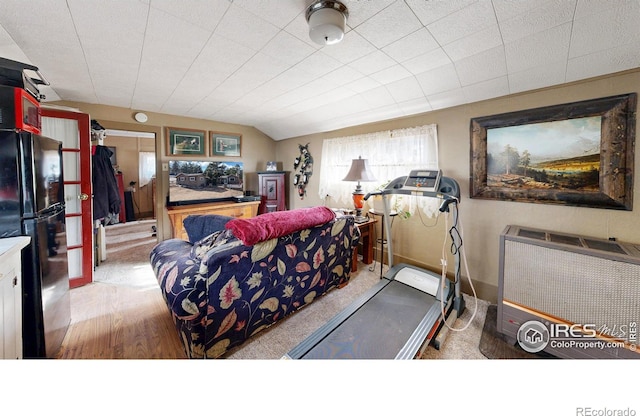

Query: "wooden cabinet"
left=258, top=171, right=287, bottom=214
left=0, top=236, right=30, bottom=359
left=167, top=200, right=260, bottom=240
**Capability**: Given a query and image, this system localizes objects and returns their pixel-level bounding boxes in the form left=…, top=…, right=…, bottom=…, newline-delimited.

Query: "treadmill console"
left=402, top=170, right=441, bottom=192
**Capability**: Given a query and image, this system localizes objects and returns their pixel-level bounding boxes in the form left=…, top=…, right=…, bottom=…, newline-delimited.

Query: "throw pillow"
left=225, top=206, right=336, bottom=246
left=183, top=214, right=234, bottom=244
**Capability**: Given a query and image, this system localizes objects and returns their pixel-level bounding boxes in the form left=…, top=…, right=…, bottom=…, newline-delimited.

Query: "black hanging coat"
left=92, top=145, right=121, bottom=220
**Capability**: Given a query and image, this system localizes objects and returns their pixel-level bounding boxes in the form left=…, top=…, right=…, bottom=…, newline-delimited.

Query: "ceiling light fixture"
left=305, top=1, right=349, bottom=46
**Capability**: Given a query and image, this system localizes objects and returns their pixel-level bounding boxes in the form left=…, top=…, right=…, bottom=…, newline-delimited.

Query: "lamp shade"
left=306, top=1, right=349, bottom=46
left=342, top=156, right=376, bottom=182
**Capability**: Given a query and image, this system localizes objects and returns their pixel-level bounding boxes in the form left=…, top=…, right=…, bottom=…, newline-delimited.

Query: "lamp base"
left=354, top=215, right=369, bottom=224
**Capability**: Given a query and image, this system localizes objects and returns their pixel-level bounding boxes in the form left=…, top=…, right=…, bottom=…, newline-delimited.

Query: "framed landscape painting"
left=470, top=93, right=636, bottom=210
left=166, top=127, right=206, bottom=156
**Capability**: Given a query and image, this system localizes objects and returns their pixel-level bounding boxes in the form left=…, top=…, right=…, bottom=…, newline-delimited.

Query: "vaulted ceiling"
left=0, top=0, right=638, bottom=140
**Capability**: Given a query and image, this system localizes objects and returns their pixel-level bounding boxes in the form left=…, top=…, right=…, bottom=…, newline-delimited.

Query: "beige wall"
left=276, top=69, right=640, bottom=303
left=49, top=101, right=276, bottom=240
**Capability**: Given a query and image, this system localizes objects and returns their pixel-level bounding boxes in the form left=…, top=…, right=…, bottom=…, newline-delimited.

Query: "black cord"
left=448, top=205, right=463, bottom=284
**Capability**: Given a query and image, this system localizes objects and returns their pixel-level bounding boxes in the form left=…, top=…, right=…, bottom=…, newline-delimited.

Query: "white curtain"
left=318, top=124, right=440, bottom=217
left=139, top=151, right=156, bottom=187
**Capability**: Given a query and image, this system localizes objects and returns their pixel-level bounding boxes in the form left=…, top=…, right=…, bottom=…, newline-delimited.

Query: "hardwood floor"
left=56, top=280, right=187, bottom=359
left=55, top=221, right=186, bottom=359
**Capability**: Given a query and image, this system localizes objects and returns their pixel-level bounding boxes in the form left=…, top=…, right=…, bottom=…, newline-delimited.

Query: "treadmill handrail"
left=364, top=175, right=460, bottom=271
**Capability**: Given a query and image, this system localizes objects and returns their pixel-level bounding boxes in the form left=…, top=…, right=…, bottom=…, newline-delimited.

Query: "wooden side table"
left=351, top=217, right=376, bottom=272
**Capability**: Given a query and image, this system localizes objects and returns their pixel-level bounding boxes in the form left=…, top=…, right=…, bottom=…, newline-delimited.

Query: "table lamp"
left=342, top=156, right=376, bottom=223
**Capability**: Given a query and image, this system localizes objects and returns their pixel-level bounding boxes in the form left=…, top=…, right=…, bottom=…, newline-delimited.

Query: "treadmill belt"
left=301, top=280, right=439, bottom=359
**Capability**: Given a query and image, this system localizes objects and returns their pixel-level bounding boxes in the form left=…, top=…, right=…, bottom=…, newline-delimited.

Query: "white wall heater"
left=498, top=225, right=640, bottom=359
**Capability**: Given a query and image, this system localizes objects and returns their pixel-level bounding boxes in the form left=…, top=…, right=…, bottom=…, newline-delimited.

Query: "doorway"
left=93, top=129, right=157, bottom=280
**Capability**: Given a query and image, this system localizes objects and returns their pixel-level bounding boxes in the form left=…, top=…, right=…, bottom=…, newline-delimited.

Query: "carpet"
left=478, top=304, right=556, bottom=359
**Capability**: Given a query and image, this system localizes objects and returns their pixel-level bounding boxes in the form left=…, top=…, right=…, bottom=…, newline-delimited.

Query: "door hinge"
left=13, top=276, right=18, bottom=287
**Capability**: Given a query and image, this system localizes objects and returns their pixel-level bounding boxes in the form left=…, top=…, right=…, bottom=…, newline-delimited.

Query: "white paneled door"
left=42, top=109, right=93, bottom=288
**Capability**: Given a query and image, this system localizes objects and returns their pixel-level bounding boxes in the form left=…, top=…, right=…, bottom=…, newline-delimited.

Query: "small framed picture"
left=211, top=131, right=241, bottom=157
left=266, top=161, right=277, bottom=171
left=166, top=127, right=206, bottom=155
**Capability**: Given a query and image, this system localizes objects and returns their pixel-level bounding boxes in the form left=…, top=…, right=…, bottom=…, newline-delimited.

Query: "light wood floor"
left=55, top=275, right=187, bottom=359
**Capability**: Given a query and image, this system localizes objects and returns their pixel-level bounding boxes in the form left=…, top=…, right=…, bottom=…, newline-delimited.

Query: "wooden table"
left=352, top=217, right=376, bottom=272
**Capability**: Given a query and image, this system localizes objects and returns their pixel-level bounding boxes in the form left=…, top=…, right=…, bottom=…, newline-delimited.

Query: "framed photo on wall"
left=166, top=127, right=206, bottom=156
left=211, top=131, right=241, bottom=157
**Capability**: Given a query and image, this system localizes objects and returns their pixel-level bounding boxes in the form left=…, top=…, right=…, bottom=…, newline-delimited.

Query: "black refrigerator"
left=0, top=128, right=71, bottom=358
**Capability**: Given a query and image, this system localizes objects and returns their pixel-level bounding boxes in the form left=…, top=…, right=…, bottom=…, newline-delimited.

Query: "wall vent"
left=498, top=225, right=640, bottom=359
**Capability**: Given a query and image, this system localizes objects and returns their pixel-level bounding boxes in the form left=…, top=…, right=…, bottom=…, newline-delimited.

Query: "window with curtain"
left=139, top=151, right=156, bottom=187
left=318, top=124, right=440, bottom=217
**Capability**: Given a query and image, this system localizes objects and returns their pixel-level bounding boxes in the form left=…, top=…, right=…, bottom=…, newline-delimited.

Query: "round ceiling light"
left=305, top=1, right=349, bottom=46
left=134, top=112, right=148, bottom=123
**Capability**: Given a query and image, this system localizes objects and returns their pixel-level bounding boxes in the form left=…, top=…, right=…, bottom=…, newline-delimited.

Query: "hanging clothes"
left=92, top=145, right=120, bottom=220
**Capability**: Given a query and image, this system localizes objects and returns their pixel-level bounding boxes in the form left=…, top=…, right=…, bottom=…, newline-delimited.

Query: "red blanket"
left=225, top=206, right=336, bottom=246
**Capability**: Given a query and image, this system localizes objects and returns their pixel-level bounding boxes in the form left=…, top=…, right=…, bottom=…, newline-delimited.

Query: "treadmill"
left=284, top=170, right=465, bottom=359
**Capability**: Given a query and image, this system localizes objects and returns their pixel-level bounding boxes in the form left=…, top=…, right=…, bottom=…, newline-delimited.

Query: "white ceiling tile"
left=353, top=1, right=423, bottom=48
left=233, top=0, right=304, bottom=28
left=321, top=65, right=365, bottom=88
left=293, top=50, right=343, bottom=78
left=382, top=28, right=440, bottom=63
left=505, top=23, right=571, bottom=73
left=397, top=96, right=432, bottom=116
left=174, top=34, right=256, bottom=98
left=359, top=85, right=395, bottom=108
left=427, top=1, right=497, bottom=46
left=147, top=0, right=230, bottom=32
left=569, top=1, right=640, bottom=59
left=463, top=76, right=510, bottom=103
left=370, top=64, right=412, bottom=84
left=347, top=76, right=383, bottom=94
left=415, top=63, right=461, bottom=96
left=427, top=88, right=467, bottom=111
left=443, top=25, right=503, bottom=62
left=255, top=66, right=317, bottom=99
left=214, top=3, right=280, bottom=50
left=261, top=78, right=335, bottom=113
left=261, top=30, right=316, bottom=66
left=348, top=50, right=397, bottom=76
left=321, top=29, right=377, bottom=64
left=566, top=41, right=640, bottom=83
left=574, top=0, right=621, bottom=18
left=406, top=0, right=477, bottom=26
left=497, top=0, right=576, bottom=43
left=403, top=48, right=452, bottom=75
left=509, top=60, right=567, bottom=93
left=343, top=0, right=396, bottom=27
left=385, top=76, right=424, bottom=103
left=455, top=46, right=507, bottom=87
left=132, top=11, right=212, bottom=109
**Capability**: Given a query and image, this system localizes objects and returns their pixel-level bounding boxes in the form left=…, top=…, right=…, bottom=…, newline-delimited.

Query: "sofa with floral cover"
left=150, top=206, right=360, bottom=359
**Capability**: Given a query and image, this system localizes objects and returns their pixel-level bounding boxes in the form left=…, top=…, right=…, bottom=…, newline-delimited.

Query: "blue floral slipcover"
left=150, top=215, right=359, bottom=358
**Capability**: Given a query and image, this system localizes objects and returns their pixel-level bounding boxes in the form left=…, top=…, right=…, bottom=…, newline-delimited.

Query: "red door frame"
left=42, top=108, right=93, bottom=288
